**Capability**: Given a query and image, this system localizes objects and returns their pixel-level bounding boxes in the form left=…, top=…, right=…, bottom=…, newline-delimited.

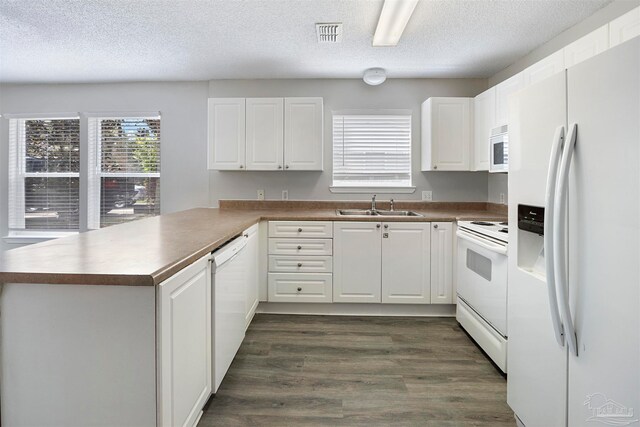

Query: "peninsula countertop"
left=0, top=201, right=507, bottom=286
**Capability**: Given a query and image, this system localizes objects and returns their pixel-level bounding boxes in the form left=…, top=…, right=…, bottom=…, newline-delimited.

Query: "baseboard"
left=255, top=302, right=456, bottom=317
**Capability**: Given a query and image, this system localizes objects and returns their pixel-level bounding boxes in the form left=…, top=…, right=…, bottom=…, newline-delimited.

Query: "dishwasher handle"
left=212, top=235, right=247, bottom=267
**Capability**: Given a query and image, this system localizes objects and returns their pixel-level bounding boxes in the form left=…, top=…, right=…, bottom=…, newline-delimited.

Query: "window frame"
left=330, top=110, right=415, bottom=194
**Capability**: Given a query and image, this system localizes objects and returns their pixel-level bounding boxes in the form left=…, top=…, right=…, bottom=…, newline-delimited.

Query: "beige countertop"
left=0, top=202, right=507, bottom=286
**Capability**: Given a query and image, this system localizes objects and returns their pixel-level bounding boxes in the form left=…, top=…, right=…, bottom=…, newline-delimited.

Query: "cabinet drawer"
left=269, top=255, right=333, bottom=273
left=268, top=273, right=332, bottom=303
left=268, top=238, right=332, bottom=255
left=268, top=221, right=333, bottom=238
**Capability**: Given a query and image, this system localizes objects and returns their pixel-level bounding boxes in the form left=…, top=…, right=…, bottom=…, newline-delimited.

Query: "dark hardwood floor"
left=199, top=314, right=514, bottom=427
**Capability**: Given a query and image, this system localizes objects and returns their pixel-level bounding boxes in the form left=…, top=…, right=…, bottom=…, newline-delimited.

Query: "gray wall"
left=488, top=173, right=508, bottom=205
left=208, top=78, right=488, bottom=206
left=0, top=82, right=210, bottom=251
left=489, top=0, right=639, bottom=86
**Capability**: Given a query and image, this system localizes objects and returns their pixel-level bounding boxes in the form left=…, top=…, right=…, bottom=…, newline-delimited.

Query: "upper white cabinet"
left=495, top=72, right=525, bottom=127
left=158, top=255, right=211, bottom=427
left=381, top=222, right=431, bottom=304
left=472, top=87, right=496, bottom=171
left=421, top=97, right=473, bottom=171
left=245, top=98, right=284, bottom=171
left=207, top=98, right=246, bottom=170
left=609, top=6, right=640, bottom=48
left=333, top=222, right=382, bottom=303
left=523, top=49, right=565, bottom=86
left=208, top=97, right=323, bottom=171
left=430, top=222, right=453, bottom=304
left=564, top=25, right=609, bottom=69
left=284, top=97, right=324, bottom=171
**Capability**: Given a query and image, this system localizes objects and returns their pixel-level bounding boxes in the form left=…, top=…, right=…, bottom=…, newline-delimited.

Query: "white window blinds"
left=8, top=117, right=80, bottom=230
left=88, top=116, right=161, bottom=229
left=332, top=114, right=412, bottom=187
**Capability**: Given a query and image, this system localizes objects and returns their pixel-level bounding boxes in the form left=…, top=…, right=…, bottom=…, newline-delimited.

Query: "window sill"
left=3, top=231, right=79, bottom=245
left=329, top=186, right=416, bottom=194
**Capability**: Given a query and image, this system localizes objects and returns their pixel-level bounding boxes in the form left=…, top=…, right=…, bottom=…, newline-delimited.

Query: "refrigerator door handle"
left=553, top=122, right=578, bottom=357
left=544, top=125, right=566, bottom=347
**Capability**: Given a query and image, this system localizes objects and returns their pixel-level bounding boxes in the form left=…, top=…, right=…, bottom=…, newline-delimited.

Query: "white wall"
left=208, top=78, right=488, bottom=205
left=0, top=82, right=210, bottom=251
left=489, top=0, right=639, bottom=86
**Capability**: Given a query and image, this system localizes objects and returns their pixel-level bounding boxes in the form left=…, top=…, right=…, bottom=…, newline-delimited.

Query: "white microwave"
left=489, top=125, right=509, bottom=173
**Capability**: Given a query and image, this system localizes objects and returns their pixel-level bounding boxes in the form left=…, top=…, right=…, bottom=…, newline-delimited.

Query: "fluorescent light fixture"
left=363, top=68, right=387, bottom=85
left=373, top=0, right=420, bottom=47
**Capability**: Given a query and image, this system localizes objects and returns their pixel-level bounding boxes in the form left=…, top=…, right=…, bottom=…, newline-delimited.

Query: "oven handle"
left=456, top=229, right=507, bottom=255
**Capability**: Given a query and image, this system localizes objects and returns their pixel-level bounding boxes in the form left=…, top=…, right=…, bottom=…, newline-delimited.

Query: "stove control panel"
left=518, top=204, right=544, bottom=235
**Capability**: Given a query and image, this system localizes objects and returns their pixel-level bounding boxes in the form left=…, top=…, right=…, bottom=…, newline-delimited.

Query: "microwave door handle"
left=553, top=122, right=578, bottom=357
left=455, top=230, right=508, bottom=255
left=544, top=125, right=566, bottom=347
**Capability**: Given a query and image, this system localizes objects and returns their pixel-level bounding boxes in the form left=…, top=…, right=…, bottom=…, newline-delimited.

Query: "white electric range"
left=456, top=220, right=509, bottom=372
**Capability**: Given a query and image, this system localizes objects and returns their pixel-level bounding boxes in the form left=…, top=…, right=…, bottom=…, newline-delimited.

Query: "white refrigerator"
left=507, top=38, right=639, bottom=427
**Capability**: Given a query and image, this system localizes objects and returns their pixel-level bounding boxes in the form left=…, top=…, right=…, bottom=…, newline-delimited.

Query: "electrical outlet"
left=500, top=193, right=506, bottom=204
left=282, top=190, right=289, bottom=200
left=422, top=191, right=433, bottom=201
left=257, top=189, right=265, bottom=200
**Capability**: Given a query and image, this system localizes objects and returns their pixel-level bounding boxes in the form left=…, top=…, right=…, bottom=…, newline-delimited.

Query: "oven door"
left=456, top=228, right=508, bottom=336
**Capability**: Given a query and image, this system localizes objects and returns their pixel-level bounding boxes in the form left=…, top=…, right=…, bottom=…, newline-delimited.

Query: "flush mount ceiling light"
left=363, top=68, right=387, bottom=85
left=372, top=0, right=420, bottom=47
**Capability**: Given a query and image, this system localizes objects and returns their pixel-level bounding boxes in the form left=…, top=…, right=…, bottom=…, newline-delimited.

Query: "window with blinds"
left=8, top=118, right=80, bottom=230
left=88, top=117, right=161, bottom=228
left=332, top=114, right=412, bottom=187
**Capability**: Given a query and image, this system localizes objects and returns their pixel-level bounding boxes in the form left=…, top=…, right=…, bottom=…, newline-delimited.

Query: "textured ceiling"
left=0, top=0, right=612, bottom=83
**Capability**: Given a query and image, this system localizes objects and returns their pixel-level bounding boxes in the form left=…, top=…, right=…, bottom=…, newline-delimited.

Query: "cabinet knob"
left=433, top=165, right=437, bottom=170
left=297, top=245, right=302, bottom=250
left=297, top=263, right=302, bottom=267
left=434, top=224, right=438, bottom=229
left=298, top=228, right=303, bottom=232
left=376, top=224, right=381, bottom=229
left=297, top=287, right=302, bottom=292
left=286, top=165, right=290, bottom=169
left=278, top=165, right=282, bottom=169
left=384, top=224, right=388, bottom=229
left=239, top=165, right=244, bottom=169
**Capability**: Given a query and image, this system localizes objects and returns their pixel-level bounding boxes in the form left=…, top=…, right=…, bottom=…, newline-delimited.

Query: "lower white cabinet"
left=158, top=255, right=212, bottom=427
left=244, top=224, right=259, bottom=328
left=382, top=222, right=432, bottom=304
left=268, top=273, right=333, bottom=302
left=430, top=222, right=454, bottom=304
left=333, top=222, right=383, bottom=303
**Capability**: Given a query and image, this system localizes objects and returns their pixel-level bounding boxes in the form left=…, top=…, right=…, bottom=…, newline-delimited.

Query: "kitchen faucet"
left=371, top=194, right=377, bottom=211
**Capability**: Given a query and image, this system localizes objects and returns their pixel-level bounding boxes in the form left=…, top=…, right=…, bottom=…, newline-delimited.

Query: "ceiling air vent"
left=316, top=23, right=343, bottom=43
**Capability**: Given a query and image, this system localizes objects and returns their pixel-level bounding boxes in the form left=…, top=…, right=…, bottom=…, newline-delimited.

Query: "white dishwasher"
left=212, top=233, right=247, bottom=393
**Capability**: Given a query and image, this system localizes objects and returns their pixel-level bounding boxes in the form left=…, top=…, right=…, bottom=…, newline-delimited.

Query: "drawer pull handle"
left=376, top=224, right=381, bottom=229
left=298, top=228, right=303, bottom=232
left=297, top=245, right=302, bottom=250
left=297, top=287, right=302, bottom=292
left=384, top=224, right=388, bottom=229
left=434, top=224, right=438, bottom=229
left=297, top=263, right=303, bottom=267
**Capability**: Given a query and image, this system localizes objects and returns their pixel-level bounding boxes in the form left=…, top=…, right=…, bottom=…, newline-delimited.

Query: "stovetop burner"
left=471, top=221, right=495, bottom=226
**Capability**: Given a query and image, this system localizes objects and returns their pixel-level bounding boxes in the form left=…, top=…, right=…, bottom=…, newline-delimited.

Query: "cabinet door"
left=564, top=24, right=609, bottom=69
left=333, top=222, right=382, bottom=303
left=244, top=224, right=259, bottom=329
left=473, top=88, right=496, bottom=171
left=246, top=98, right=284, bottom=171
left=208, top=98, right=246, bottom=170
left=284, top=97, right=323, bottom=171
left=523, top=49, right=565, bottom=86
left=495, top=73, right=525, bottom=127
left=381, top=222, right=431, bottom=304
left=422, top=97, right=472, bottom=171
left=430, top=222, right=453, bottom=304
left=609, top=6, right=640, bottom=48
left=158, top=255, right=211, bottom=427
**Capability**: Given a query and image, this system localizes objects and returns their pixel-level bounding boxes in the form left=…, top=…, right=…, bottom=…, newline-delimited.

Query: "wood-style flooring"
left=198, top=314, right=514, bottom=427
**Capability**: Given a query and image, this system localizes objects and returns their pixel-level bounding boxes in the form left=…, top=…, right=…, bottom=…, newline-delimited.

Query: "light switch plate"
left=282, top=190, right=289, bottom=200
left=500, top=193, right=505, bottom=204
left=422, top=191, right=433, bottom=201
left=257, top=189, right=265, bottom=200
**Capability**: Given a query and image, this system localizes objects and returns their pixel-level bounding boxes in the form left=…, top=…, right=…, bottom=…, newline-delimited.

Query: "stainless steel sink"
left=375, top=210, right=423, bottom=217
left=336, top=209, right=378, bottom=216
left=336, top=209, right=423, bottom=217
